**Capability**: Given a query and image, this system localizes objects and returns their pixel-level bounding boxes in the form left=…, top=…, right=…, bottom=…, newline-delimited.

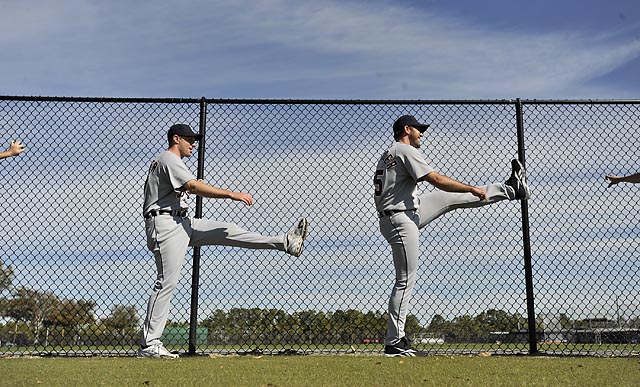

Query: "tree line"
left=0, top=258, right=138, bottom=347
left=2, top=258, right=638, bottom=348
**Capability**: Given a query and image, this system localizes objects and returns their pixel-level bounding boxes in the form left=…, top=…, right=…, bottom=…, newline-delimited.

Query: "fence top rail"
left=0, top=95, right=202, bottom=103
left=1, top=95, right=639, bottom=105
left=520, top=99, right=640, bottom=105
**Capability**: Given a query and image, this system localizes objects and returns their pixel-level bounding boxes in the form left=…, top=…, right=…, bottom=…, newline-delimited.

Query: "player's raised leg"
left=189, top=217, right=309, bottom=256
left=417, top=159, right=530, bottom=228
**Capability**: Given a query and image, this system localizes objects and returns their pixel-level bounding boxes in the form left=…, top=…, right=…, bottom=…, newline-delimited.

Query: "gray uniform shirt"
left=143, top=151, right=196, bottom=216
left=374, top=143, right=435, bottom=212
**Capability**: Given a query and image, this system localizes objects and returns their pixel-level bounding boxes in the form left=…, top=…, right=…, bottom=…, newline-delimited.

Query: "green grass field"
left=3, top=342, right=638, bottom=355
left=1, top=355, right=639, bottom=387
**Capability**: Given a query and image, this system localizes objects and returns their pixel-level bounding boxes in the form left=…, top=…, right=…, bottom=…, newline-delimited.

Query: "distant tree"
left=101, top=304, right=137, bottom=345
left=203, top=310, right=228, bottom=344
left=362, top=311, right=386, bottom=342
left=39, top=299, right=96, bottom=347
left=257, top=309, right=287, bottom=344
left=475, top=309, right=516, bottom=332
left=1, top=287, right=59, bottom=345
left=255, top=308, right=287, bottom=344
left=0, top=258, right=14, bottom=292
left=47, top=299, right=97, bottom=328
left=311, top=311, right=331, bottom=344
left=449, top=314, right=483, bottom=341
left=405, top=314, right=422, bottom=337
left=427, top=314, right=448, bottom=333
left=330, top=310, right=350, bottom=343
left=226, top=308, right=259, bottom=345
left=344, top=309, right=365, bottom=342
left=103, top=305, right=137, bottom=332
left=628, top=317, right=640, bottom=329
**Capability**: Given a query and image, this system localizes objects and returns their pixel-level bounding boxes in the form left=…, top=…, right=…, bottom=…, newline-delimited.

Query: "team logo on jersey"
left=154, top=278, right=163, bottom=290
left=176, top=188, right=189, bottom=199
left=384, top=155, right=397, bottom=169
left=148, top=160, right=158, bottom=174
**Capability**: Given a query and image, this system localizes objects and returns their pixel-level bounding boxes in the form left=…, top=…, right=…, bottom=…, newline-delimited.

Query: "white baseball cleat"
left=286, top=217, right=309, bottom=257
left=137, top=343, right=179, bottom=359
left=505, top=159, right=531, bottom=200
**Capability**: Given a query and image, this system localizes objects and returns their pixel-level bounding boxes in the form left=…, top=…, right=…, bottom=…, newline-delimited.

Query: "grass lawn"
left=1, top=354, right=639, bottom=387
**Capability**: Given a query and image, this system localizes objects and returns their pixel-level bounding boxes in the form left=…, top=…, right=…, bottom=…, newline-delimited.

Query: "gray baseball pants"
left=141, top=215, right=287, bottom=347
left=379, top=183, right=512, bottom=345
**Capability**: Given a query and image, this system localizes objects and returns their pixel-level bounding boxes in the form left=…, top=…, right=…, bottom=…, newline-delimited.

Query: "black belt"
left=144, top=209, right=188, bottom=219
left=378, top=209, right=415, bottom=217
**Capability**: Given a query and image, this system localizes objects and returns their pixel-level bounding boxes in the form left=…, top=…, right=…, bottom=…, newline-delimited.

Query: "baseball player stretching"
left=139, top=124, right=308, bottom=359
left=374, top=115, right=530, bottom=357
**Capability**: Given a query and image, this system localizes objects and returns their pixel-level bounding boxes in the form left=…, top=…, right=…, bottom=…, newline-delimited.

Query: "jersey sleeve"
left=163, top=155, right=197, bottom=190
left=401, top=145, right=435, bottom=181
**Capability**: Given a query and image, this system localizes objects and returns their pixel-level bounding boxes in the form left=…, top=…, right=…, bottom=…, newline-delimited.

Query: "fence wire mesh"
left=0, top=97, right=638, bottom=357
left=523, top=102, right=639, bottom=356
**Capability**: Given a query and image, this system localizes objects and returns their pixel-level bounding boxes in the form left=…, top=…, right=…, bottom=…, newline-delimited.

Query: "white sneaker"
left=137, top=343, right=179, bottom=359
left=286, top=218, right=309, bottom=257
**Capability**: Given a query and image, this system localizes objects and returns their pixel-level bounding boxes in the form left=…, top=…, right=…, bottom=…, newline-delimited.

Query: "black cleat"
left=384, top=337, right=426, bottom=357
left=505, top=159, right=531, bottom=200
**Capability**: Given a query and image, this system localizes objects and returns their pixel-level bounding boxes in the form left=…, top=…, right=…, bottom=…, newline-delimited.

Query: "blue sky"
left=1, top=0, right=639, bottom=99
left=1, top=1, right=639, bottom=327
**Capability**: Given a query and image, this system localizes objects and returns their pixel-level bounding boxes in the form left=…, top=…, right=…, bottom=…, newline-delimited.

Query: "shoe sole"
left=296, top=218, right=309, bottom=256
left=137, top=349, right=179, bottom=359
left=288, top=218, right=309, bottom=257
left=510, top=160, right=531, bottom=200
left=384, top=352, right=416, bottom=357
left=136, top=354, right=179, bottom=359
left=299, top=218, right=308, bottom=240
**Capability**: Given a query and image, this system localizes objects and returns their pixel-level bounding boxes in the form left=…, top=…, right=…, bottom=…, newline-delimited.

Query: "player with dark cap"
left=139, top=123, right=309, bottom=358
left=374, top=115, right=530, bottom=356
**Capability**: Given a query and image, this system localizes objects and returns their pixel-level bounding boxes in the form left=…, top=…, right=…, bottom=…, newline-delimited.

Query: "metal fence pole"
left=516, top=98, right=538, bottom=354
left=188, top=98, right=208, bottom=355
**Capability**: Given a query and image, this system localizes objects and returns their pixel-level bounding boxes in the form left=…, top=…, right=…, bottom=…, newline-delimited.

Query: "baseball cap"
left=168, top=124, right=203, bottom=140
left=393, top=115, right=430, bottom=137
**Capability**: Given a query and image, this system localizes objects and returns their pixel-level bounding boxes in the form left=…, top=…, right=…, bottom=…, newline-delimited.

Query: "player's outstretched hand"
left=8, top=140, right=26, bottom=156
left=231, top=191, right=254, bottom=206
left=605, top=175, right=621, bottom=187
left=470, top=186, right=487, bottom=201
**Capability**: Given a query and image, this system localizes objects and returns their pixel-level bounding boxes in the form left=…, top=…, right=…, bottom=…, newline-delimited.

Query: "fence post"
left=515, top=98, right=538, bottom=354
left=188, top=97, right=208, bottom=355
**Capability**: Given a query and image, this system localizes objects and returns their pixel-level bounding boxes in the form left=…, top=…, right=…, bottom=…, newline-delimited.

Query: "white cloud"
left=1, top=1, right=639, bottom=98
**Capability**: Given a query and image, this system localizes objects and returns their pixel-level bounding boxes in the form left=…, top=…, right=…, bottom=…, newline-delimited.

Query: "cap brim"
left=416, top=124, right=430, bottom=132
left=182, top=133, right=203, bottom=140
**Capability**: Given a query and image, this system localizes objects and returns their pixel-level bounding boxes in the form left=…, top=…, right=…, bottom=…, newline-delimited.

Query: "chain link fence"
left=0, top=97, right=638, bottom=357
left=523, top=102, right=639, bottom=356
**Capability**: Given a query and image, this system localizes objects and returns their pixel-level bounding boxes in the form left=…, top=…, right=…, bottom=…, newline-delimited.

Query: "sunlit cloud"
left=1, top=1, right=639, bottom=98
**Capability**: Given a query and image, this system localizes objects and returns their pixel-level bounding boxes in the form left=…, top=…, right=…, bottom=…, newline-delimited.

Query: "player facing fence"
left=374, top=115, right=531, bottom=357
left=139, top=123, right=309, bottom=359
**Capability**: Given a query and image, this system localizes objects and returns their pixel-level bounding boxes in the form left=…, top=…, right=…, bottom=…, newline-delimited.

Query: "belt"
left=378, top=209, right=415, bottom=218
left=144, top=209, right=188, bottom=219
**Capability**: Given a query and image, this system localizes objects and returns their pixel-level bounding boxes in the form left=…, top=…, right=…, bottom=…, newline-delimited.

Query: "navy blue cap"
left=393, top=115, right=430, bottom=136
left=168, top=124, right=202, bottom=140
